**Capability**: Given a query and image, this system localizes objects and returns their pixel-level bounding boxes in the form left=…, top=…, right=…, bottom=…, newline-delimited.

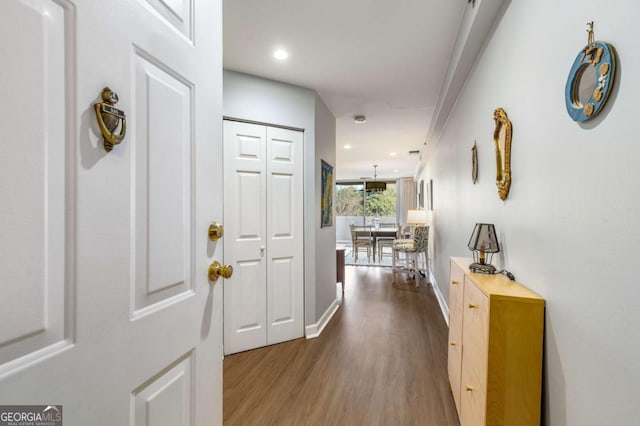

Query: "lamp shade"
left=467, top=223, right=500, bottom=253
left=406, top=209, right=427, bottom=225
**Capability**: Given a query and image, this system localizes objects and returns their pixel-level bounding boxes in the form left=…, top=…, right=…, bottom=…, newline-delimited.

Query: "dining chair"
left=392, top=224, right=415, bottom=265
left=349, top=224, right=373, bottom=263
left=392, top=225, right=429, bottom=286
left=377, top=222, right=399, bottom=261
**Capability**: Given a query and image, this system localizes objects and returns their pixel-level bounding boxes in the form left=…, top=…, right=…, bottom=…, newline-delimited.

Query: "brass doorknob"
left=208, top=261, right=233, bottom=281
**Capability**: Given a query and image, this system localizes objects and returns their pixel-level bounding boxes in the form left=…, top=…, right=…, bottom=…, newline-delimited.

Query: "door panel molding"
left=131, top=350, right=194, bottom=426
left=139, top=0, right=194, bottom=43
left=0, top=0, right=76, bottom=377
left=131, top=49, right=195, bottom=317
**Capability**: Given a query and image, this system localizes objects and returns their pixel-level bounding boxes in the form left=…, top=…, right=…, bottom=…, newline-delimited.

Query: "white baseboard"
left=430, top=269, right=449, bottom=327
left=305, top=298, right=339, bottom=339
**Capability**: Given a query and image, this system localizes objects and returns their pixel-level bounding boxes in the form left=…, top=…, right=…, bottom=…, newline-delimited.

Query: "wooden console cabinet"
left=448, top=258, right=544, bottom=426
left=336, top=248, right=345, bottom=292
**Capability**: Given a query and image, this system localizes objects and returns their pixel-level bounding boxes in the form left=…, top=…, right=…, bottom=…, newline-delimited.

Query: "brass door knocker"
left=94, top=87, right=126, bottom=152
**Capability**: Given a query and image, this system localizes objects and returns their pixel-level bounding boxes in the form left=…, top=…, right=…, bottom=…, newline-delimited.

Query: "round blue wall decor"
left=565, top=26, right=617, bottom=122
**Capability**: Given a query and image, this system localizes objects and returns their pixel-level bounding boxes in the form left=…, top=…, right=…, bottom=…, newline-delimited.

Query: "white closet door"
left=223, top=121, right=268, bottom=354
left=266, top=127, right=304, bottom=345
left=223, top=121, right=304, bottom=355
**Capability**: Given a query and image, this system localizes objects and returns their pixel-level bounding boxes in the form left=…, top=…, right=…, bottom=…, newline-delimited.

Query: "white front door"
left=0, top=1, right=224, bottom=425
left=223, top=120, right=304, bottom=355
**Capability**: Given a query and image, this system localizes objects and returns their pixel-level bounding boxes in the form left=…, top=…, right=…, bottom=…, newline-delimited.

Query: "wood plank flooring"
left=223, top=266, right=460, bottom=426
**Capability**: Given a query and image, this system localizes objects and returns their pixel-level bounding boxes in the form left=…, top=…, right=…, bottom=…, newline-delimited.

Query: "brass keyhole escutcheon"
left=208, top=261, right=233, bottom=281
left=208, top=222, right=224, bottom=241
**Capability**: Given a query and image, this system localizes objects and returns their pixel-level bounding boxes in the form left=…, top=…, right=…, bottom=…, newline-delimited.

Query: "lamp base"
left=469, top=263, right=496, bottom=274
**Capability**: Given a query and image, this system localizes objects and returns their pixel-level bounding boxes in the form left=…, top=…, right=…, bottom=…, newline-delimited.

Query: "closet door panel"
left=266, top=127, right=304, bottom=345
left=223, top=121, right=267, bottom=354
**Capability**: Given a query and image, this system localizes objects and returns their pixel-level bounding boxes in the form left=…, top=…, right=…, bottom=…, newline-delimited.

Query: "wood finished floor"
left=223, top=266, right=460, bottom=426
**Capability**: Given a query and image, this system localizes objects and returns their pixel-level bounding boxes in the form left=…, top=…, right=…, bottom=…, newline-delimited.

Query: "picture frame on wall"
left=418, top=179, right=424, bottom=208
left=320, top=160, right=334, bottom=227
left=427, top=179, right=433, bottom=211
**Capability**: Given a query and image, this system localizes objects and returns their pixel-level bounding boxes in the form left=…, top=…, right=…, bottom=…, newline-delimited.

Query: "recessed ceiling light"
left=394, top=169, right=399, bottom=173
left=344, top=144, right=351, bottom=149
left=273, top=49, right=288, bottom=60
left=353, top=115, right=367, bottom=124
left=390, top=152, right=396, bottom=156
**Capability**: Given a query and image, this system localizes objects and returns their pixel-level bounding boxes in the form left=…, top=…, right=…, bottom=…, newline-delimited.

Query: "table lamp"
left=467, top=223, right=500, bottom=274
left=406, top=209, right=427, bottom=226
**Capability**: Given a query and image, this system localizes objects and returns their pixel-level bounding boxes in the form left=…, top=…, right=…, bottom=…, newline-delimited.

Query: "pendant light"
left=366, top=165, right=387, bottom=192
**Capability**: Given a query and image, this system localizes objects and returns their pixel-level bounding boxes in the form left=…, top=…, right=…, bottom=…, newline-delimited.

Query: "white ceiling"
left=223, top=0, right=467, bottom=181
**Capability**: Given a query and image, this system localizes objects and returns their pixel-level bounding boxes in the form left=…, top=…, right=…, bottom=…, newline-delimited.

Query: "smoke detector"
left=353, top=115, right=367, bottom=124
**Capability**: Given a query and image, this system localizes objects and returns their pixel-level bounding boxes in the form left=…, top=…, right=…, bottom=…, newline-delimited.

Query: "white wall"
left=223, top=70, right=337, bottom=326
left=314, top=95, right=337, bottom=318
left=419, top=1, right=640, bottom=424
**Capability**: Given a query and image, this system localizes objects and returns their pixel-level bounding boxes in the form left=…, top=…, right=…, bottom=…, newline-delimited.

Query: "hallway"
left=223, top=266, right=460, bottom=425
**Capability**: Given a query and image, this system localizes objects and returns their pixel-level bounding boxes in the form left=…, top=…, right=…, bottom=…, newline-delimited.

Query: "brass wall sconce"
left=94, top=87, right=127, bottom=152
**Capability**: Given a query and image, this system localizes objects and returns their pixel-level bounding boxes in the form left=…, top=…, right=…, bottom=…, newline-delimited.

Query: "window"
left=335, top=181, right=396, bottom=243
left=365, top=182, right=396, bottom=220
left=335, top=182, right=364, bottom=219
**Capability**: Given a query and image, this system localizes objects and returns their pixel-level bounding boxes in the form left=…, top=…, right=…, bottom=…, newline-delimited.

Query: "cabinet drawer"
left=447, top=335, right=462, bottom=412
left=461, top=379, right=487, bottom=426
left=448, top=261, right=466, bottom=411
left=448, top=263, right=465, bottom=326
left=448, top=262, right=464, bottom=346
left=460, top=278, right=489, bottom=425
